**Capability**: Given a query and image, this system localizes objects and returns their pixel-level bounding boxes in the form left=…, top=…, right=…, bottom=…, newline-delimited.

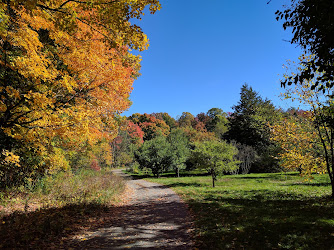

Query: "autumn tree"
left=279, top=55, right=334, bottom=196
left=180, top=126, right=216, bottom=144
left=153, top=112, right=177, bottom=130
left=178, top=112, right=195, bottom=128
left=127, top=121, right=145, bottom=146
left=112, top=120, right=144, bottom=169
left=0, top=0, right=160, bottom=186
left=196, top=112, right=212, bottom=131
left=128, top=113, right=170, bottom=140
left=196, top=112, right=211, bottom=126
left=191, top=140, right=239, bottom=187
left=270, top=112, right=325, bottom=176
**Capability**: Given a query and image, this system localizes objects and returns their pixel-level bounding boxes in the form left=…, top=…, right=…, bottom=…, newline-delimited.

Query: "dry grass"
left=0, top=168, right=126, bottom=248
left=0, top=168, right=125, bottom=215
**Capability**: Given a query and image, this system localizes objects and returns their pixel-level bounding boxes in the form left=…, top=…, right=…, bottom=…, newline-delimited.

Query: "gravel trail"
left=69, top=169, right=194, bottom=249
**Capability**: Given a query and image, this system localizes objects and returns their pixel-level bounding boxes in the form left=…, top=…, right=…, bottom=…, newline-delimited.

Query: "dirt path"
left=69, top=169, right=194, bottom=249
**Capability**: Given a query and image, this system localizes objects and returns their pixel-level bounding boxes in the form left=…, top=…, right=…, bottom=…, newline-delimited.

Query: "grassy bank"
left=0, top=168, right=125, bottom=248
left=146, top=172, right=334, bottom=249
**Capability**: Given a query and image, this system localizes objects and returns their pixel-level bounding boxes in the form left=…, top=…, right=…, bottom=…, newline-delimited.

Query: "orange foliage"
left=129, top=113, right=170, bottom=140
left=0, top=1, right=160, bottom=183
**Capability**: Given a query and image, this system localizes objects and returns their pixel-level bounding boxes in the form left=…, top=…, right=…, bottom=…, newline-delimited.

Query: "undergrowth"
left=0, top=168, right=125, bottom=212
left=0, top=168, right=125, bottom=248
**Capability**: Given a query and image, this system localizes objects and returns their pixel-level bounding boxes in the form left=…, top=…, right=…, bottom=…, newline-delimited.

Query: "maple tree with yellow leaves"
left=0, top=0, right=160, bottom=186
left=275, top=54, right=334, bottom=197
left=270, top=112, right=326, bottom=177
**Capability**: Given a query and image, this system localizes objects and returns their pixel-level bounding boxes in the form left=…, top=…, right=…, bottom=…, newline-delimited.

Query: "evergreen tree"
left=226, top=84, right=280, bottom=172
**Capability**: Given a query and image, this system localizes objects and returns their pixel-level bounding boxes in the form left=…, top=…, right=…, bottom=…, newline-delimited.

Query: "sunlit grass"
left=146, top=172, right=334, bottom=249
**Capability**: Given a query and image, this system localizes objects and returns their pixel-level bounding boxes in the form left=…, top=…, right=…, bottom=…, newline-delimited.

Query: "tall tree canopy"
left=206, top=108, right=229, bottom=139
left=128, top=113, right=170, bottom=140
left=226, top=84, right=279, bottom=172
left=226, top=84, right=276, bottom=150
left=178, top=112, right=195, bottom=128
left=152, top=112, right=177, bottom=130
left=0, top=0, right=160, bottom=185
left=277, top=0, right=334, bottom=91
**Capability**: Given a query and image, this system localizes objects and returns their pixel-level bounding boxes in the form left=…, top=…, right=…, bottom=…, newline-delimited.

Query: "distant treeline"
left=114, top=84, right=319, bottom=179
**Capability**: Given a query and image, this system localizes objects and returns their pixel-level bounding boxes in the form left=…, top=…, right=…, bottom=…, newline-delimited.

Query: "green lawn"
left=145, top=172, right=334, bottom=249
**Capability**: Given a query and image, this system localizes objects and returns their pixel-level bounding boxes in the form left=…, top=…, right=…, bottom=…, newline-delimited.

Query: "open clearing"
left=145, top=172, right=334, bottom=249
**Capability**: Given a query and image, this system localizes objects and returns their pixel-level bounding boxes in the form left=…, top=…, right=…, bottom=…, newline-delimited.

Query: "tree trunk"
left=211, top=169, right=215, bottom=188
left=177, top=167, right=180, bottom=178
left=329, top=172, right=334, bottom=198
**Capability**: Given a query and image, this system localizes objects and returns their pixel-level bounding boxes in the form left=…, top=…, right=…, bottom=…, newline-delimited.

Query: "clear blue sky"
left=123, top=0, right=302, bottom=118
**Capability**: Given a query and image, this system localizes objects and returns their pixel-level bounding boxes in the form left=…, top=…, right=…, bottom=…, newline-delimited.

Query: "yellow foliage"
left=0, top=0, right=160, bottom=182
left=1, top=150, right=20, bottom=167
left=46, top=147, right=71, bottom=174
left=270, top=112, right=326, bottom=176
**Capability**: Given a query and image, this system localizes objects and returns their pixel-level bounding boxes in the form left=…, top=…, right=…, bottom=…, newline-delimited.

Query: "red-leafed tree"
left=127, top=121, right=144, bottom=146
left=192, top=118, right=207, bottom=132
left=196, top=112, right=212, bottom=129
left=129, top=113, right=170, bottom=140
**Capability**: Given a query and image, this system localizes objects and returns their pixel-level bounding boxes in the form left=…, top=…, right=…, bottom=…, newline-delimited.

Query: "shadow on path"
left=0, top=169, right=194, bottom=249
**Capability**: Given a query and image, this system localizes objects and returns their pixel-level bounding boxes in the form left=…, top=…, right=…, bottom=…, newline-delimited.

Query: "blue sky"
left=124, top=0, right=302, bottom=118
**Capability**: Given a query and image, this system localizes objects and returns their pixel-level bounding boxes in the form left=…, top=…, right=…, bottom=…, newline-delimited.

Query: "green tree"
left=167, top=128, right=190, bottom=177
left=178, top=112, right=195, bottom=128
left=191, top=140, right=239, bottom=187
left=206, top=108, right=229, bottom=139
left=135, top=136, right=172, bottom=178
left=276, top=0, right=334, bottom=90
left=225, top=84, right=280, bottom=172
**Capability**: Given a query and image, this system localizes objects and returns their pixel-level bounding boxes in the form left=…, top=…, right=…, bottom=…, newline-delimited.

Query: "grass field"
left=145, top=172, right=334, bottom=249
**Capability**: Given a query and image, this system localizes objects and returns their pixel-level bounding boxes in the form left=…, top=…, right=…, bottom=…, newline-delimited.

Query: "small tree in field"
left=135, top=136, right=172, bottom=178
left=167, top=128, right=190, bottom=177
left=191, top=140, right=239, bottom=187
